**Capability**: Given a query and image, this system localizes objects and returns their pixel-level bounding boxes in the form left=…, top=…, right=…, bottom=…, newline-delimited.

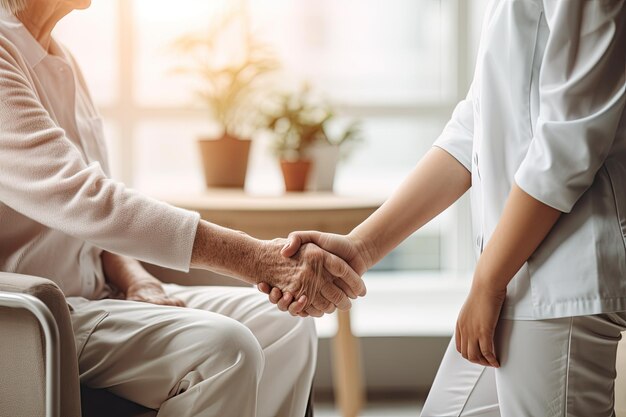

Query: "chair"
left=0, top=272, right=314, bottom=417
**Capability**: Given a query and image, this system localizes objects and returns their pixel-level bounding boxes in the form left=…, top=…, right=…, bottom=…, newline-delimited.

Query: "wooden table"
left=162, top=190, right=383, bottom=417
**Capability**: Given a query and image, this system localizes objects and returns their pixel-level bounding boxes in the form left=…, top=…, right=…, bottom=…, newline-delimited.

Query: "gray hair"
left=0, top=0, right=27, bottom=14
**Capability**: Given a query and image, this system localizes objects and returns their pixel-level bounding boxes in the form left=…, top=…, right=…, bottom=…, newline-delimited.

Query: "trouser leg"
left=421, top=313, right=626, bottom=417
left=70, top=286, right=316, bottom=417
left=163, top=284, right=318, bottom=417
left=496, top=314, right=626, bottom=417
left=420, top=337, right=499, bottom=417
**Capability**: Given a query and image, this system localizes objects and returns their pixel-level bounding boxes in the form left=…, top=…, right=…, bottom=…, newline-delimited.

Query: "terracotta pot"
left=198, top=134, right=251, bottom=188
left=280, top=159, right=312, bottom=192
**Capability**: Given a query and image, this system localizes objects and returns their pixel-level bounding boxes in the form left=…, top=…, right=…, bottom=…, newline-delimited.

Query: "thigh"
left=163, top=284, right=313, bottom=350
left=421, top=338, right=500, bottom=417
left=495, top=313, right=626, bottom=417
left=70, top=297, right=262, bottom=409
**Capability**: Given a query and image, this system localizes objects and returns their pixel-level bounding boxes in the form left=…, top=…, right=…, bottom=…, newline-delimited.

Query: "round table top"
left=152, top=190, right=386, bottom=212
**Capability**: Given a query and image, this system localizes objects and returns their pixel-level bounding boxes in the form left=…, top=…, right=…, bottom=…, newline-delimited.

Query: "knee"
left=186, top=319, right=265, bottom=382
left=215, top=322, right=265, bottom=379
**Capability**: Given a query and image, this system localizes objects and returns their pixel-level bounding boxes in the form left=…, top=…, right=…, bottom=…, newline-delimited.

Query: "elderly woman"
left=0, top=0, right=367, bottom=416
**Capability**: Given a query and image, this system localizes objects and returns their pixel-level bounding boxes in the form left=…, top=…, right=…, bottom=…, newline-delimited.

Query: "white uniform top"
left=0, top=11, right=200, bottom=299
left=435, top=0, right=626, bottom=319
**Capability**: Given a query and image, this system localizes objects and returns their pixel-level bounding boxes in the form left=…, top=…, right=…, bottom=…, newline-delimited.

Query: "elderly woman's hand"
left=125, top=278, right=186, bottom=307
left=257, top=238, right=366, bottom=317
left=258, top=231, right=371, bottom=317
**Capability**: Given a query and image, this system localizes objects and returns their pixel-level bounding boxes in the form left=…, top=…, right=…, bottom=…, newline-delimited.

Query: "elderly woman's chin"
left=63, top=0, right=91, bottom=10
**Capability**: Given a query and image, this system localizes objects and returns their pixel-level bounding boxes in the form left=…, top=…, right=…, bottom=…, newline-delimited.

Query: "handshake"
left=255, top=231, right=372, bottom=318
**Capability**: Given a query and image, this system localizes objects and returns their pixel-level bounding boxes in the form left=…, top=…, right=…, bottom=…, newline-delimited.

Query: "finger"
left=305, top=305, right=324, bottom=317
left=460, top=330, right=468, bottom=360
left=170, top=297, right=186, bottom=307
left=466, top=338, right=489, bottom=366
left=277, top=292, right=294, bottom=312
left=322, top=252, right=365, bottom=298
left=333, top=278, right=358, bottom=300
left=312, top=297, right=333, bottom=314
left=281, top=231, right=320, bottom=258
left=269, top=287, right=283, bottom=304
left=321, top=281, right=352, bottom=311
left=479, top=336, right=500, bottom=368
left=455, top=324, right=462, bottom=354
left=288, top=295, right=308, bottom=316
left=258, top=282, right=271, bottom=294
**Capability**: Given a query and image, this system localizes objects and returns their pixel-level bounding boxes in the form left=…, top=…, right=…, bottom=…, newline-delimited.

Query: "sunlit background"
left=54, top=0, right=489, bottom=411
left=54, top=0, right=487, bottom=275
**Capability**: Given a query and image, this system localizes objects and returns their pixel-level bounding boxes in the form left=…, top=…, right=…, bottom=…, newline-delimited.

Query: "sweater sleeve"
left=514, top=0, right=626, bottom=213
left=0, top=44, right=200, bottom=271
left=432, top=85, right=475, bottom=171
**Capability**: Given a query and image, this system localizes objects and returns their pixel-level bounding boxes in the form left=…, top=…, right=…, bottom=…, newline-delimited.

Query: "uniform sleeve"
left=0, top=45, right=200, bottom=271
left=514, top=0, right=626, bottom=213
left=432, top=85, right=475, bottom=171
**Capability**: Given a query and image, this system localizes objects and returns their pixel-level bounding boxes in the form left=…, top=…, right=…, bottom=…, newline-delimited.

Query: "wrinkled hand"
left=455, top=279, right=506, bottom=368
left=258, top=238, right=366, bottom=317
left=125, top=279, right=185, bottom=307
left=258, top=231, right=370, bottom=317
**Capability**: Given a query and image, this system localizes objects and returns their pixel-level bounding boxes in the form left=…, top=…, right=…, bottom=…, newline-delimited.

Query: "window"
left=54, top=0, right=487, bottom=275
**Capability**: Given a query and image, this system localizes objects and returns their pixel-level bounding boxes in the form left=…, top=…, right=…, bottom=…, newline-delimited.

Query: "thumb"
left=281, top=232, right=308, bottom=257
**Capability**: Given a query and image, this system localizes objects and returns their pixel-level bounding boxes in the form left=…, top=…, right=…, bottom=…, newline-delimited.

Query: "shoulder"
left=0, top=31, right=27, bottom=69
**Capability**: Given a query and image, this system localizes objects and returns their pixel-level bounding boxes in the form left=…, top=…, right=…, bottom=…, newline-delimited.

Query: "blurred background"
left=54, top=1, right=489, bottom=415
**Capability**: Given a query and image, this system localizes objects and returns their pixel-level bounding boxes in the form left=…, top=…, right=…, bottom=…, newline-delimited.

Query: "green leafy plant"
left=262, top=86, right=362, bottom=160
left=172, top=8, right=280, bottom=138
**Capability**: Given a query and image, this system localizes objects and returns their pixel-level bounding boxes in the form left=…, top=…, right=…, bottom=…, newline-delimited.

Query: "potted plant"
left=262, top=86, right=361, bottom=192
left=173, top=9, right=280, bottom=188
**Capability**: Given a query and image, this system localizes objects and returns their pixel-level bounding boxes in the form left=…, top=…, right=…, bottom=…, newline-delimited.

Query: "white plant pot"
left=305, top=142, right=340, bottom=192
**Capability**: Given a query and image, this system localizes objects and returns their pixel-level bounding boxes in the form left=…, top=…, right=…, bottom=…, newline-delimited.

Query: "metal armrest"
left=0, top=292, right=60, bottom=417
left=0, top=272, right=80, bottom=417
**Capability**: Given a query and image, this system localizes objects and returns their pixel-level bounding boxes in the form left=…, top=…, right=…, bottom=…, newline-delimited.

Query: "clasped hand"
left=258, top=232, right=369, bottom=317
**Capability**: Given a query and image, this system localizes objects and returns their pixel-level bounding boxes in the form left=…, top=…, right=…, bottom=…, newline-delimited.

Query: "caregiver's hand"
left=257, top=238, right=366, bottom=317
left=258, top=231, right=370, bottom=316
left=455, top=278, right=506, bottom=368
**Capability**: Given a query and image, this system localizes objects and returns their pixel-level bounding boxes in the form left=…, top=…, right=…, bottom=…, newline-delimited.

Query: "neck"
left=16, top=2, right=70, bottom=51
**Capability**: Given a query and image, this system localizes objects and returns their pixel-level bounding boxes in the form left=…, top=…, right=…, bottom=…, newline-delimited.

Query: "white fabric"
left=421, top=313, right=626, bottom=417
left=69, top=285, right=317, bottom=417
left=433, top=0, right=626, bottom=319
left=0, top=11, right=200, bottom=299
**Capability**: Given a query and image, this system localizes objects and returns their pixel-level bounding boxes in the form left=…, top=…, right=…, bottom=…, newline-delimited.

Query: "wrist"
left=253, top=238, right=286, bottom=285
left=472, top=262, right=507, bottom=293
left=348, top=230, right=377, bottom=271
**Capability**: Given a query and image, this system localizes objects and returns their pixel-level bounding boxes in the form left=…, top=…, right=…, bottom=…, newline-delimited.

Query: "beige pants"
left=421, top=313, right=626, bottom=417
left=68, top=284, right=317, bottom=417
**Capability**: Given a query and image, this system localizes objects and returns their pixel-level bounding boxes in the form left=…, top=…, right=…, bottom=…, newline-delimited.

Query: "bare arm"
left=265, top=147, right=471, bottom=314
left=350, top=147, right=471, bottom=268
left=456, top=184, right=560, bottom=367
left=190, top=220, right=366, bottom=315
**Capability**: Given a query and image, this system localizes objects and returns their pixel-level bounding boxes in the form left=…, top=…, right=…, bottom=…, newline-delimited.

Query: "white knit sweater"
left=0, top=11, right=200, bottom=298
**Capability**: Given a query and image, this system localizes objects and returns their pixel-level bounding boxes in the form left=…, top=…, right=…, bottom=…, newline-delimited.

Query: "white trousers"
left=68, top=284, right=317, bottom=417
left=421, top=313, right=626, bottom=417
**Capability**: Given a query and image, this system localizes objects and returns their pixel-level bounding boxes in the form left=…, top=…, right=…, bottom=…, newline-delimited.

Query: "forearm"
left=473, top=183, right=561, bottom=290
left=190, top=220, right=269, bottom=285
left=101, top=251, right=158, bottom=293
left=351, top=147, right=471, bottom=267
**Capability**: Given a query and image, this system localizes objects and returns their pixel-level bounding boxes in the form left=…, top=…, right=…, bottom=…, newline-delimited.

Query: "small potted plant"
left=262, top=86, right=361, bottom=192
left=173, top=9, right=279, bottom=188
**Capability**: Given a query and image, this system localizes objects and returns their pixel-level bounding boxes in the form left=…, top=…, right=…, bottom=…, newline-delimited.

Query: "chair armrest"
left=0, top=272, right=81, bottom=417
